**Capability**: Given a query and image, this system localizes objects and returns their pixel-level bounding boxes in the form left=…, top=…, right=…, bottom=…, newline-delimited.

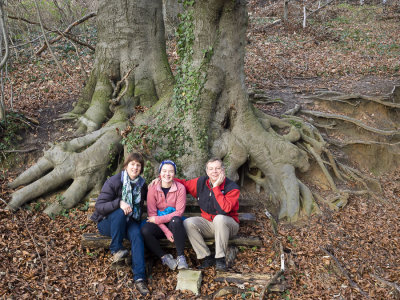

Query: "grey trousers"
left=183, top=215, right=239, bottom=259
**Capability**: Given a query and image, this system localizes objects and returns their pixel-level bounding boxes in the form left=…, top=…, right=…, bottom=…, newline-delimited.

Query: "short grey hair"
left=205, top=158, right=225, bottom=170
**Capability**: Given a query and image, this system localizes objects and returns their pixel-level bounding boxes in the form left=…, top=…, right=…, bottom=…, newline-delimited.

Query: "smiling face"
left=206, top=160, right=223, bottom=184
left=126, top=160, right=142, bottom=180
left=160, top=163, right=175, bottom=187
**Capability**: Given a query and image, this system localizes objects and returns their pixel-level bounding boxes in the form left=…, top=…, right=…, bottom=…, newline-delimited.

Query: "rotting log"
left=215, top=271, right=272, bottom=285
left=81, top=233, right=262, bottom=249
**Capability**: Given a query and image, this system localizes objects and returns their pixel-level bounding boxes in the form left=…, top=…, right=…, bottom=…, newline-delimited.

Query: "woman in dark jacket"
left=90, top=152, right=149, bottom=296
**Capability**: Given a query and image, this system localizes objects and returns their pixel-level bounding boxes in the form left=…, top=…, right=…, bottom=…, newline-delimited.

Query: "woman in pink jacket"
left=141, top=160, right=188, bottom=270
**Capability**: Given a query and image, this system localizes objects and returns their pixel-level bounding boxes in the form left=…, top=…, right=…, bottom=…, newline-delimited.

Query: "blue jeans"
left=98, top=208, right=146, bottom=281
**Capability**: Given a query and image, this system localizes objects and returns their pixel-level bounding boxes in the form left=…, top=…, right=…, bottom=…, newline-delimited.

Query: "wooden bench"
left=81, top=198, right=262, bottom=249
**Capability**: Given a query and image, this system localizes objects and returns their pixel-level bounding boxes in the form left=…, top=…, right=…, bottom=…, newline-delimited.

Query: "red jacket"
left=175, top=177, right=240, bottom=223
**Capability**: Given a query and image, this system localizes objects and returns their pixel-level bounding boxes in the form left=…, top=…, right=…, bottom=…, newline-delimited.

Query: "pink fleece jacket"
left=146, top=181, right=186, bottom=239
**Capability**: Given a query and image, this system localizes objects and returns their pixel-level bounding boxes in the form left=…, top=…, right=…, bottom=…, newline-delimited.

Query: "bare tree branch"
left=33, top=0, right=65, bottom=74
left=36, top=12, right=96, bottom=55
left=7, top=12, right=96, bottom=55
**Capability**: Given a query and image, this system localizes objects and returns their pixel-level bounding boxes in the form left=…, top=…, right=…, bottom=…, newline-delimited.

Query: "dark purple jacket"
left=90, top=172, right=148, bottom=223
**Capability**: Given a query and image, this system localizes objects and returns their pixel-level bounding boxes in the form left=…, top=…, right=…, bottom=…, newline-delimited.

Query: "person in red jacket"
left=176, top=158, right=240, bottom=271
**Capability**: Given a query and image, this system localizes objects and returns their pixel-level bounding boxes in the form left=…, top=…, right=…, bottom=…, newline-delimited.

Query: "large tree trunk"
left=9, top=0, right=320, bottom=221
left=63, top=0, right=174, bottom=134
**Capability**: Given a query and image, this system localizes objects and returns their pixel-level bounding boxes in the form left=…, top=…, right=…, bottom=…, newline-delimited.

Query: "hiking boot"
left=161, top=254, right=177, bottom=270
left=135, top=279, right=150, bottom=296
left=216, top=257, right=227, bottom=271
left=176, top=255, right=189, bottom=270
left=199, top=255, right=215, bottom=269
left=112, top=249, right=129, bottom=263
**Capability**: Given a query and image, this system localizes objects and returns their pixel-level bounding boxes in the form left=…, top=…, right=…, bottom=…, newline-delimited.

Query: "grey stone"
left=175, top=269, right=202, bottom=296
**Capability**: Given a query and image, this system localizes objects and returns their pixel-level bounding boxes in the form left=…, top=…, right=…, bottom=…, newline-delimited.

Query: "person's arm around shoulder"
left=174, top=177, right=198, bottom=198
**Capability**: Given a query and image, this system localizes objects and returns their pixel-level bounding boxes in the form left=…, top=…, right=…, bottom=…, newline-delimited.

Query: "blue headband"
left=158, top=160, right=177, bottom=174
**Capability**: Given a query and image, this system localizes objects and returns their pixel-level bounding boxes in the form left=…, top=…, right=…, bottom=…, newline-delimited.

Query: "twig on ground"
left=259, top=269, right=284, bottom=300
left=320, top=247, right=371, bottom=299
left=307, top=0, right=335, bottom=18
left=370, top=273, right=400, bottom=293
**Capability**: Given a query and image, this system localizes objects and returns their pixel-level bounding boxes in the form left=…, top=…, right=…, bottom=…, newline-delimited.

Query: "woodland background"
left=0, top=0, right=399, bottom=299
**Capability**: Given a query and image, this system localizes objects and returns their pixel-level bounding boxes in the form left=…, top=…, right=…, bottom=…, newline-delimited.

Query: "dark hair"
left=205, top=158, right=225, bottom=170
left=123, top=152, right=144, bottom=174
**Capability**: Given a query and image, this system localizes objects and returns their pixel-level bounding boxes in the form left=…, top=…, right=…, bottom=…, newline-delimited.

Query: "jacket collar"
left=156, top=180, right=178, bottom=192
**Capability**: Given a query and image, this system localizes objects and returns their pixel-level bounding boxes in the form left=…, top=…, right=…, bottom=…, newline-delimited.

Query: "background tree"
left=8, top=0, right=393, bottom=221
left=0, top=0, right=9, bottom=122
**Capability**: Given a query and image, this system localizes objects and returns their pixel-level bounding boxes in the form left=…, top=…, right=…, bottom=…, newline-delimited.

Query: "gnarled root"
left=8, top=123, right=124, bottom=215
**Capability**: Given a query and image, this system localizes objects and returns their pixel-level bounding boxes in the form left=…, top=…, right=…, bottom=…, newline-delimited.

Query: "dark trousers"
left=97, top=208, right=146, bottom=281
left=141, top=216, right=186, bottom=258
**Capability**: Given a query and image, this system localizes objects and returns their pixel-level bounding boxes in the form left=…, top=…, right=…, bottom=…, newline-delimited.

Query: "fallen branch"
left=215, top=271, right=272, bottom=285
left=36, top=12, right=96, bottom=55
left=320, top=247, right=371, bottom=299
left=307, top=0, right=335, bottom=18
left=8, top=15, right=51, bottom=30
left=370, top=273, right=400, bottom=293
left=55, top=31, right=95, bottom=52
left=259, top=269, right=284, bottom=300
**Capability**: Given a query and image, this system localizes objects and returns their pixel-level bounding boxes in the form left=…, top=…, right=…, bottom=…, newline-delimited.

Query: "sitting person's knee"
left=140, top=223, right=151, bottom=236
left=213, top=214, right=227, bottom=224
left=183, top=218, right=195, bottom=229
left=171, top=216, right=183, bottom=224
left=109, top=208, right=126, bottom=221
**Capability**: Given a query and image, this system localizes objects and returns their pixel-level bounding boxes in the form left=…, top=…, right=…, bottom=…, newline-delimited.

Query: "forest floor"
left=1, top=2, right=400, bottom=299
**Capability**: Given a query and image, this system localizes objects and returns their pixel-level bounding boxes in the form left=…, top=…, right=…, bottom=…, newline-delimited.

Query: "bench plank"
left=87, top=212, right=257, bottom=223
left=81, top=233, right=262, bottom=249
left=89, top=198, right=254, bottom=209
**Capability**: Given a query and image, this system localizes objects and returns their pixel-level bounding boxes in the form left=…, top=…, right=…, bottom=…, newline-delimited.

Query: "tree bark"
left=9, top=0, right=317, bottom=222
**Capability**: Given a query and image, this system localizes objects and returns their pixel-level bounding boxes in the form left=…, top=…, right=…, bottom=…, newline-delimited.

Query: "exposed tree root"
left=253, top=93, right=392, bottom=214
left=252, top=108, right=357, bottom=213
left=8, top=123, right=124, bottom=215
left=301, top=110, right=400, bottom=136
left=304, top=90, right=400, bottom=109
left=325, top=137, right=400, bottom=147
